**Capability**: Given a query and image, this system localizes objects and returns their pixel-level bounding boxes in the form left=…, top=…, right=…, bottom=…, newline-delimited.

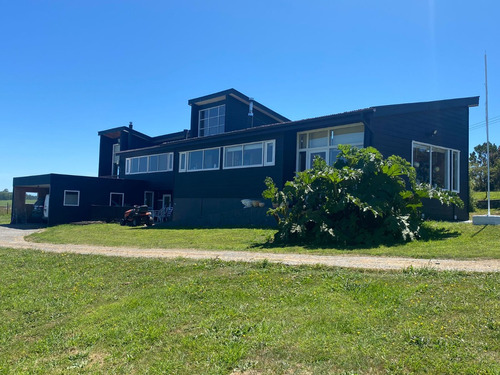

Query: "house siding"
left=14, top=91, right=478, bottom=226
left=12, top=174, right=148, bottom=226
left=368, top=106, right=470, bottom=220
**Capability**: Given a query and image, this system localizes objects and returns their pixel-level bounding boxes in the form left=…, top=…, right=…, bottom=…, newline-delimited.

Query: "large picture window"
left=179, top=147, right=220, bottom=172
left=125, top=153, right=174, bottom=175
left=412, top=141, right=460, bottom=192
left=297, top=124, right=364, bottom=171
left=223, top=140, right=275, bottom=169
left=199, top=105, right=225, bottom=137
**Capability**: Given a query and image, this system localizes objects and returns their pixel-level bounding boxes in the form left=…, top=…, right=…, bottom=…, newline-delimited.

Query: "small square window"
left=64, top=190, right=80, bottom=206
left=110, top=193, right=124, bottom=207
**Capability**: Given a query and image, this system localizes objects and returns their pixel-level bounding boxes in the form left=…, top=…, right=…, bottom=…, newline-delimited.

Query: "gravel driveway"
left=1, top=225, right=499, bottom=273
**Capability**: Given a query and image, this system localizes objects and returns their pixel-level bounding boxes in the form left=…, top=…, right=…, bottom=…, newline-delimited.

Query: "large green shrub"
left=263, top=145, right=463, bottom=246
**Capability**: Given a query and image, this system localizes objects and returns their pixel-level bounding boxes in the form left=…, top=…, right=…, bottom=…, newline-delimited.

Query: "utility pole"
left=485, top=52, right=491, bottom=216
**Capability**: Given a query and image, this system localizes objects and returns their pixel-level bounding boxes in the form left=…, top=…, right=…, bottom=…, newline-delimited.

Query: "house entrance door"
left=162, top=194, right=172, bottom=208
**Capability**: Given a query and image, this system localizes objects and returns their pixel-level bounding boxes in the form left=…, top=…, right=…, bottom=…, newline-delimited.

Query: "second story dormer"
left=187, top=88, right=290, bottom=138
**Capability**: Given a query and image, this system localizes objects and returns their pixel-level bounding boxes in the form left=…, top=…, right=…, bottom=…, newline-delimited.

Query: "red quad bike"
left=120, top=205, right=154, bottom=227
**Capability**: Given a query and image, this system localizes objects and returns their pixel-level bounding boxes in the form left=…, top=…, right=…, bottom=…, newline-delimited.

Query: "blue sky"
left=1, top=0, right=498, bottom=190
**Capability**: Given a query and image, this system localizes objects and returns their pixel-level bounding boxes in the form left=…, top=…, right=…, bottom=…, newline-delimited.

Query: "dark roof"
left=118, top=107, right=373, bottom=155
left=97, top=126, right=152, bottom=141
left=188, top=88, right=290, bottom=123
left=151, top=129, right=190, bottom=143
left=113, top=95, right=480, bottom=156
left=372, top=96, right=479, bottom=117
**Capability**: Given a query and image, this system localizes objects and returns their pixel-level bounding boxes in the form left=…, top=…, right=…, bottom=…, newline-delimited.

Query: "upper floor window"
left=125, top=153, right=174, bottom=175
left=111, top=143, right=120, bottom=176
left=297, top=124, right=364, bottom=171
left=199, top=105, right=225, bottom=137
left=412, top=141, right=460, bottom=192
left=179, top=147, right=220, bottom=172
left=223, top=140, right=275, bottom=169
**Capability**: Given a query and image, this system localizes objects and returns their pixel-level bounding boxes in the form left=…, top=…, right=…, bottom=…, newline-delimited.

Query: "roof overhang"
left=188, top=88, right=290, bottom=123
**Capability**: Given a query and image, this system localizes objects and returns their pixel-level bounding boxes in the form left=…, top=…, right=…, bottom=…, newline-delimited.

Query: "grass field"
left=26, top=220, right=500, bottom=259
left=0, top=200, right=12, bottom=225
left=0, top=212, right=9, bottom=225
left=0, top=198, right=39, bottom=224
left=0, top=248, right=498, bottom=374
left=472, top=190, right=500, bottom=201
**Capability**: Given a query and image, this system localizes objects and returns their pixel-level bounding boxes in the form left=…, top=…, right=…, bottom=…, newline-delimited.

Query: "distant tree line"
left=0, top=189, right=38, bottom=201
left=0, top=189, right=12, bottom=200
left=469, top=142, right=500, bottom=191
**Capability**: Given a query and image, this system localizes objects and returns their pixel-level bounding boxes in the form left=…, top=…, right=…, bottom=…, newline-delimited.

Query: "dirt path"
left=1, top=225, right=499, bottom=273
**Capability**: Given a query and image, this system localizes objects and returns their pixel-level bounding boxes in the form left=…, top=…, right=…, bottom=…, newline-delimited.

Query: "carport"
left=12, top=175, right=51, bottom=225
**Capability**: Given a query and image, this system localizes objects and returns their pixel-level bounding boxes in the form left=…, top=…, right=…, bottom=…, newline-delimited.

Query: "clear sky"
left=1, top=0, right=498, bottom=190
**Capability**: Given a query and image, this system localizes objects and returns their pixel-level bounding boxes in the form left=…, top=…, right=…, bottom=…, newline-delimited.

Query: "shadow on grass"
left=250, top=223, right=462, bottom=251
left=0, top=223, right=47, bottom=230
left=418, top=224, right=461, bottom=241
left=471, top=225, right=487, bottom=237
left=131, top=222, right=276, bottom=231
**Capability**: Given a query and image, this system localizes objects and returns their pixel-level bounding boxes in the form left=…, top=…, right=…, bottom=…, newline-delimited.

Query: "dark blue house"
left=12, top=88, right=479, bottom=226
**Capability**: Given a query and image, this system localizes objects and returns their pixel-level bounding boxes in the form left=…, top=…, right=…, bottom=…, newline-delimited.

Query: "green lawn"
left=0, top=248, right=498, bottom=374
left=27, top=221, right=500, bottom=259
left=0, top=199, right=37, bottom=224
left=472, top=190, right=500, bottom=201
left=0, top=200, right=12, bottom=224
left=0, top=199, right=36, bottom=207
left=0, top=212, right=10, bottom=225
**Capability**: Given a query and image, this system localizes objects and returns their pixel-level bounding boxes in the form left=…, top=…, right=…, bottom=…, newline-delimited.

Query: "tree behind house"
left=469, top=142, right=500, bottom=192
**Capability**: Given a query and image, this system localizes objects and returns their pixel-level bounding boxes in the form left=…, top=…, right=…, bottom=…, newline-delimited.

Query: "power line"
left=470, top=115, right=500, bottom=128
left=470, top=116, right=500, bottom=131
left=470, top=119, right=500, bottom=130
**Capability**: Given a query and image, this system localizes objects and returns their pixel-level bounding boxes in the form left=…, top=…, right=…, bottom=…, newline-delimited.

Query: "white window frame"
left=179, top=147, right=220, bottom=173
left=451, top=150, right=460, bottom=193
left=63, top=190, right=80, bottom=207
left=296, top=124, right=364, bottom=171
left=125, top=153, right=174, bottom=175
left=112, top=143, right=120, bottom=175
left=179, top=152, right=187, bottom=172
left=222, top=139, right=276, bottom=169
left=264, top=140, right=276, bottom=166
left=109, top=192, right=124, bottom=207
left=411, top=141, right=460, bottom=193
left=198, top=104, right=225, bottom=137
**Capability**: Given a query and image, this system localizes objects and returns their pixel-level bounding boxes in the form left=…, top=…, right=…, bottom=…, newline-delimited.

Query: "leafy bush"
left=263, top=145, right=463, bottom=246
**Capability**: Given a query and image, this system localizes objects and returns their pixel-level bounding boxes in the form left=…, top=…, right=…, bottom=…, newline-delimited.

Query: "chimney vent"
left=129, top=122, right=133, bottom=129
left=248, top=98, right=254, bottom=127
